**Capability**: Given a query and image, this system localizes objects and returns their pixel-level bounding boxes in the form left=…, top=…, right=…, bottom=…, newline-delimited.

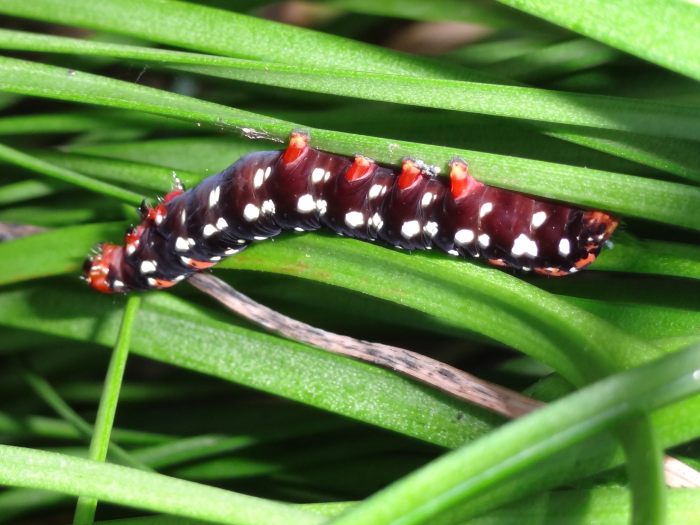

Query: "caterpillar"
left=84, top=132, right=618, bottom=293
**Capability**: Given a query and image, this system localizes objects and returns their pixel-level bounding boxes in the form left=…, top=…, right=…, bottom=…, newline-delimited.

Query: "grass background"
left=0, top=1, right=698, bottom=524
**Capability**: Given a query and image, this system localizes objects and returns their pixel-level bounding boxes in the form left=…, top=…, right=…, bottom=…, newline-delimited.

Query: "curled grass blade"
left=326, top=343, right=700, bottom=525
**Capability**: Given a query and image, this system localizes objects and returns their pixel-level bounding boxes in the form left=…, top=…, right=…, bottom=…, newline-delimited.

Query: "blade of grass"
left=1, top=283, right=698, bottom=517
left=0, top=56, right=698, bottom=230
left=0, top=0, right=486, bottom=81
left=0, top=445, right=325, bottom=525
left=0, top=143, right=144, bottom=206
left=326, top=343, right=700, bottom=525
left=496, top=0, right=700, bottom=81
left=19, top=366, right=147, bottom=471
left=73, top=294, right=141, bottom=525
left=2, top=29, right=700, bottom=142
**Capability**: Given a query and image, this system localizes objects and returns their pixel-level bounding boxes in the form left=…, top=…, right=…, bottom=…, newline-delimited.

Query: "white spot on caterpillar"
left=569, top=267, right=579, bottom=273
left=261, top=199, right=276, bottom=215
left=522, top=267, right=531, bottom=272
left=297, top=194, right=316, bottom=213
left=558, top=238, right=571, bottom=256
left=381, top=186, right=387, bottom=196
left=401, top=220, right=421, bottom=239
left=316, top=199, right=327, bottom=215
left=243, top=203, right=260, bottom=221
left=147, top=277, right=158, bottom=287
left=345, top=211, right=365, bottom=228
left=423, top=221, right=438, bottom=237
left=264, top=166, right=271, bottom=179
left=311, top=167, right=325, bottom=184
left=253, top=168, right=265, bottom=189
left=180, top=209, right=187, bottom=224
left=224, top=247, right=240, bottom=255
left=216, top=217, right=228, bottom=230
left=479, top=202, right=493, bottom=218
left=294, top=227, right=305, bottom=232
left=454, top=229, right=474, bottom=245
left=531, top=211, right=547, bottom=228
left=126, top=244, right=136, bottom=256
left=323, top=171, right=331, bottom=182
left=237, top=239, right=246, bottom=244
left=154, top=213, right=163, bottom=226
left=209, top=186, right=220, bottom=207
left=370, top=213, right=384, bottom=230
left=175, top=237, right=190, bottom=252
left=254, top=235, right=267, bottom=241
left=209, top=255, right=221, bottom=262
left=511, top=233, right=538, bottom=258
left=421, top=192, right=434, bottom=208
left=140, top=260, right=157, bottom=274
left=369, top=184, right=383, bottom=200
left=188, top=238, right=196, bottom=247
left=112, top=280, right=124, bottom=290
left=478, top=233, right=491, bottom=248
left=448, top=249, right=459, bottom=256
left=173, top=275, right=186, bottom=282
left=202, top=224, right=218, bottom=237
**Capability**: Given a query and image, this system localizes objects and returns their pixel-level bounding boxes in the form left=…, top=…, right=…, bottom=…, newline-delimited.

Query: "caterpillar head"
left=82, top=243, right=126, bottom=294
left=581, top=210, right=619, bottom=246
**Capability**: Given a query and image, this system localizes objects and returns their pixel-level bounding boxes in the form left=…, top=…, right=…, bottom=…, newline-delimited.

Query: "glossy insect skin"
left=84, top=132, right=618, bottom=293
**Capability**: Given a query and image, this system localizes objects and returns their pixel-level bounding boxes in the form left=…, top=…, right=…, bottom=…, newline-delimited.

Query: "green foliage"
left=0, top=1, right=698, bottom=524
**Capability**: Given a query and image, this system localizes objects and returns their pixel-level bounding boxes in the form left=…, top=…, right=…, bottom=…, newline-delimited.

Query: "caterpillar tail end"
left=83, top=243, right=126, bottom=294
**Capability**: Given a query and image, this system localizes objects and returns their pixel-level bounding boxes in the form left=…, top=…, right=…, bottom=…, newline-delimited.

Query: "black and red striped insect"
left=84, top=132, right=618, bottom=293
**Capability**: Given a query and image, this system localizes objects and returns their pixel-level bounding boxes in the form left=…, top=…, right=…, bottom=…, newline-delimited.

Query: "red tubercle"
left=163, top=188, right=184, bottom=204
left=345, top=155, right=375, bottom=182
left=282, top=131, right=309, bottom=165
left=449, top=158, right=482, bottom=200
left=398, top=159, right=421, bottom=189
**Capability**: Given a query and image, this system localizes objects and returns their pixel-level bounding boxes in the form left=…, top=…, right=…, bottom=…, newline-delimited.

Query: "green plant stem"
left=73, top=294, right=142, bottom=525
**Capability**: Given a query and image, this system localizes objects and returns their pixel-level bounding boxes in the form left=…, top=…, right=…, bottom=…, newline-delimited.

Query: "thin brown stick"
left=189, top=272, right=541, bottom=418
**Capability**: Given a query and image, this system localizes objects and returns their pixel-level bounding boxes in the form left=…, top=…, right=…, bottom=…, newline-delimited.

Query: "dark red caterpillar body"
left=84, top=133, right=618, bottom=293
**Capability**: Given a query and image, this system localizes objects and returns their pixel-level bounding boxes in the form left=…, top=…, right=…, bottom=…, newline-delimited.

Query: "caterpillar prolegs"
left=84, top=132, right=618, bottom=293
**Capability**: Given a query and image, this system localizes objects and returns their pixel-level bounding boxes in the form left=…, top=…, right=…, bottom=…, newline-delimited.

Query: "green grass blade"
left=19, top=367, right=146, bottom=470
left=0, top=445, right=325, bottom=525
left=326, top=343, right=700, bottom=525
left=497, top=0, right=700, bottom=81
left=0, top=56, right=698, bottom=230
left=0, top=143, right=144, bottom=206
left=73, top=294, right=141, bottom=525
left=1, top=28, right=699, bottom=142
left=0, top=0, right=483, bottom=80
